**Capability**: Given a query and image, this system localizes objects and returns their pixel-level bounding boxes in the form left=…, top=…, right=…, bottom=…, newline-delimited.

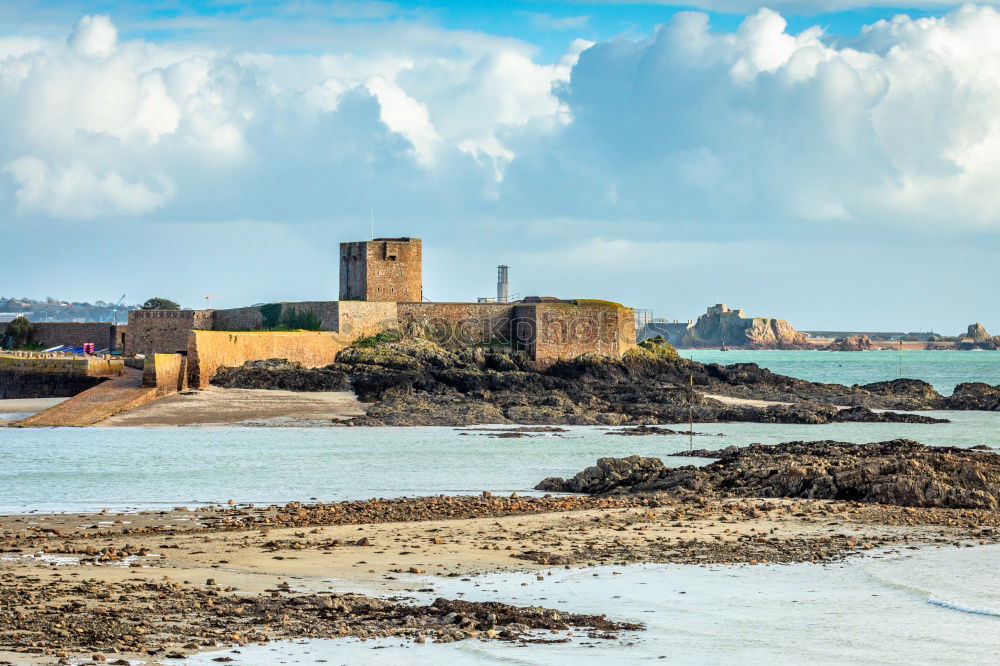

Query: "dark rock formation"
left=943, top=383, right=1000, bottom=410
left=212, top=359, right=351, bottom=392
left=606, top=425, right=693, bottom=436
left=535, top=440, right=1000, bottom=509
left=209, top=336, right=998, bottom=427
left=537, top=456, right=668, bottom=494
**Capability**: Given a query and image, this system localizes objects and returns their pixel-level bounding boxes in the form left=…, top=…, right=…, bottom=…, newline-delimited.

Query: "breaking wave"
left=927, top=598, right=1000, bottom=617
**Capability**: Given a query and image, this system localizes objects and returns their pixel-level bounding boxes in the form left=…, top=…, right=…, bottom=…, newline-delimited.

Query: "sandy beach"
left=97, top=387, right=366, bottom=427
left=2, top=494, right=997, bottom=663
left=0, top=398, right=66, bottom=424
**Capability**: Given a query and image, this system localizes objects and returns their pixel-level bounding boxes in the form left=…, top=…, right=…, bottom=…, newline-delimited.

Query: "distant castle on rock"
left=640, top=304, right=809, bottom=349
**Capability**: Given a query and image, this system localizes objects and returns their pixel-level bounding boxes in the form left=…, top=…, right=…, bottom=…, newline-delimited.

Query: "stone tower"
left=339, top=238, right=422, bottom=302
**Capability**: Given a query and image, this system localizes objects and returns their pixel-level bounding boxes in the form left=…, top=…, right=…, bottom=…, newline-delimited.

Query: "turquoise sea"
left=2, top=350, right=999, bottom=664
left=680, top=349, right=1000, bottom=394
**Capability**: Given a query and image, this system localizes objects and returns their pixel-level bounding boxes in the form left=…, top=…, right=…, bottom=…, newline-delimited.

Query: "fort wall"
left=514, top=301, right=636, bottom=368
left=125, top=310, right=214, bottom=357
left=336, top=301, right=398, bottom=339
left=397, top=302, right=512, bottom=346
left=142, top=353, right=188, bottom=395
left=186, top=330, right=351, bottom=389
left=202, top=301, right=397, bottom=339
left=32, top=323, right=126, bottom=352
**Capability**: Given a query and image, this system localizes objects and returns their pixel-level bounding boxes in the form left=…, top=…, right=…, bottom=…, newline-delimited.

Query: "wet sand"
left=2, top=495, right=997, bottom=663
left=97, top=387, right=366, bottom=427
left=0, top=398, right=66, bottom=424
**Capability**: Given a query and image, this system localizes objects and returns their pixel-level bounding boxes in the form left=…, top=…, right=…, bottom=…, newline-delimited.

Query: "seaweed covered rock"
left=943, top=383, right=1000, bottom=411
left=537, top=456, right=668, bottom=494
left=538, top=440, right=1000, bottom=509
left=212, top=359, right=351, bottom=391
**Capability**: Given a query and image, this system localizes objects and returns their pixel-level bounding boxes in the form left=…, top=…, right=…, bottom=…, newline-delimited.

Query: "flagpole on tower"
left=370, top=202, right=375, bottom=241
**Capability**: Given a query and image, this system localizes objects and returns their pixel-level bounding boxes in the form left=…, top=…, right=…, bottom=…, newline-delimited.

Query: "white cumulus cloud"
left=501, top=5, right=1000, bottom=230
left=68, top=15, right=118, bottom=57
left=4, top=156, right=172, bottom=218
left=3, top=7, right=1000, bottom=233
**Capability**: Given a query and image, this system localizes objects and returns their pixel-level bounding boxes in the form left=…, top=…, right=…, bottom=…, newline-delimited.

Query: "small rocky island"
left=536, top=440, right=1000, bottom=510
left=210, top=334, right=1000, bottom=426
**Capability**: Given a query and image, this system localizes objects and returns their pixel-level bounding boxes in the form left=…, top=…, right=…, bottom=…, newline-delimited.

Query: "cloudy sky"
left=2, top=1, right=998, bottom=333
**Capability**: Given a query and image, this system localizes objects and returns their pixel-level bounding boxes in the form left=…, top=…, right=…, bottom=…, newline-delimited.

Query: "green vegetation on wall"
left=259, top=303, right=283, bottom=329
left=352, top=329, right=402, bottom=348
left=258, top=303, right=322, bottom=331
left=280, top=308, right=322, bottom=331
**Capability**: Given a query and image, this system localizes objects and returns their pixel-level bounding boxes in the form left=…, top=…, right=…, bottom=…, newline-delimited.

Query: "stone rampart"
left=125, top=310, right=214, bottom=357
left=186, top=330, right=351, bottom=389
left=336, top=301, right=398, bottom=339
left=0, top=355, right=124, bottom=399
left=397, top=302, right=511, bottom=346
left=123, top=299, right=635, bottom=374
left=514, top=301, right=635, bottom=368
left=209, top=306, right=263, bottom=331
left=32, top=323, right=126, bottom=352
left=211, top=302, right=345, bottom=332
left=142, top=353, right=188, bottom=395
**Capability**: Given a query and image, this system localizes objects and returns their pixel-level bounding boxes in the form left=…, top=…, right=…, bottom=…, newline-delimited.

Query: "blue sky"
left=6, top=1, right=954, bottom=59
left=1, top=1, right=998, bottom=332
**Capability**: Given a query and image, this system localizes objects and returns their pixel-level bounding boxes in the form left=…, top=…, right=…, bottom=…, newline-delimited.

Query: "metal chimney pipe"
left=497, top=265, right=509, bottom=303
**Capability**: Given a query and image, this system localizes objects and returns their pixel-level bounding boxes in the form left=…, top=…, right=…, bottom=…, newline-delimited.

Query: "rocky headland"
left=209, top=335, right=1000, bottom=426
left=535, top=440, right=1000, bottom=510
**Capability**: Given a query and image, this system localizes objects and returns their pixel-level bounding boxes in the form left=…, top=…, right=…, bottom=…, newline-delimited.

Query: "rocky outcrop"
left=536, top=440, right=1000, bottom=509
left=210, top=336, right=997, bottom=427
left=537, top=456, right=667, bottom=494
left=212, top=359, right=351, bottom=391
left=955, top=323, right=1000, bottom=350
left=943, top=383, right=1000, bottom=411
left=825, top=335, right=877, bottom=351
left=680, top=304, right=810, bottom=350
left=967, top=322, right=991, bottom=342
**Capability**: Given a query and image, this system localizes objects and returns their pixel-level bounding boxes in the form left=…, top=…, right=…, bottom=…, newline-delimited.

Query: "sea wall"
left=32, top=323, right=126, bottom=352
left=0, top=355, right=123, bottom=399
left=142, top=353, right=188, bottom=395
left=125, top=310, right=214, bottom=357
left=186, top=330, right=351, bottom=389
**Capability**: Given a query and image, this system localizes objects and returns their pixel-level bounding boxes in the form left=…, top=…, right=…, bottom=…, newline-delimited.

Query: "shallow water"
left=4, top=351, right=999, bottom=663
left=2, top=413, right=997, bottom=514
left=182, top=545, right=1000, bottom=665
left=681, top=349, right=1000, bottom=394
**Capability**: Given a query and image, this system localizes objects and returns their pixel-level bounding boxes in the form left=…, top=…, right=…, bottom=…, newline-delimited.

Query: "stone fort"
left=120, top=236, right=636, bottom=388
